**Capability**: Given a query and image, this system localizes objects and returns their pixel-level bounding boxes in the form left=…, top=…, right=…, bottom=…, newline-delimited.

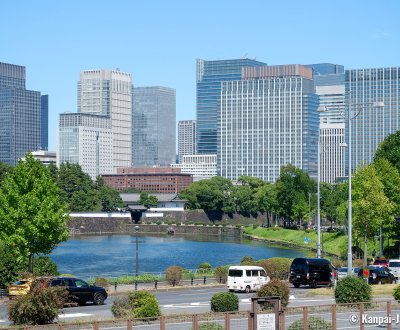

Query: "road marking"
left=0, top=320, right=5, bottom=323
left=58, top=313, right=93, bottom=318
left=289, top=295, right=296, bottom=300
left=190, top=302, right=201, bottom=306
left=241, top=298, right=250, bottom=302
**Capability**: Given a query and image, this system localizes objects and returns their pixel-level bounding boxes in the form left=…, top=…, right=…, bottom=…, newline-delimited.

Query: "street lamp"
left=343, top=100, right=384, bottom=276
left=134, top=225, right=140, bottom=276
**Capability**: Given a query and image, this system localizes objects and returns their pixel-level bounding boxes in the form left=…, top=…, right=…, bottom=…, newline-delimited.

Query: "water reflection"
left=50, top=234, right=304, bottom=278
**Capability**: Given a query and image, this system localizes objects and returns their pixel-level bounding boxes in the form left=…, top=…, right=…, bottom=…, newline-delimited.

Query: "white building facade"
left=58, top=113, right=113, bottom=179
left=178, top=120, right=196, bottom=164
left=171, top=154, right=216, bottom=181
left=78, top=69, right=132, bottom=171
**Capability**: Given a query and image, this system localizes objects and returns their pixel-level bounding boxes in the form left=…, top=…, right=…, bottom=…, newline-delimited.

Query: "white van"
left=227, top=266, right=270, bottom=293
left=389, top=259, right=400, bottom=280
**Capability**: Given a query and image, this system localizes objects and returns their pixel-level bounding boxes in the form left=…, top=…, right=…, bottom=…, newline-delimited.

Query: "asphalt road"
left=1, top=286, right=398, bottom=329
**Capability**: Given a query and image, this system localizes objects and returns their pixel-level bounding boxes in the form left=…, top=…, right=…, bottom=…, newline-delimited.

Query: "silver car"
left=337, top=267, right=361, bottom=279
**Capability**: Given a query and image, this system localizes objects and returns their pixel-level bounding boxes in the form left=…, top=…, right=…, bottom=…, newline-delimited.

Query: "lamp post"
left=134, top=225, right=139, bottom=276
left=344, top=100, right=384, bottom=276
left=317, top=131, right=322, bottom=258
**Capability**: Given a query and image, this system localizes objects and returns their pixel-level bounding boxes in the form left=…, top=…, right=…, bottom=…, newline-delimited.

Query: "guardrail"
left=0, top=288, right=8, bottom=298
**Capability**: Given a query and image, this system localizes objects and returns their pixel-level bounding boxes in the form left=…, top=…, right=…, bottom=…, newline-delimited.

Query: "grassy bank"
left=244, top=226, right=348, bottom=257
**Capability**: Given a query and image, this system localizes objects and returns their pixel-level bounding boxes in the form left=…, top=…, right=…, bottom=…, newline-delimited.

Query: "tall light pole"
left=135, top=225, right=140, bottom=276
left=345, top=100, right=384, bottom=276
left=317, top=131, right=321, bottom=258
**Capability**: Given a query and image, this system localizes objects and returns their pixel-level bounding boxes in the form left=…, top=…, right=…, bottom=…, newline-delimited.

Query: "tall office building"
left=307, top=63, right=346, bottom=183
left=346, top=67, right=400, bottom=172
left=58, top=113, right=113, bottom=179
left=196, top=58, right=266, bottom=155
left=219, top=65, right=319, bottom=182
left=78, top=69, right=132, bottom=171
left=132, top=86, right=176, bottom=167
left=0, top=62, right=43, bottom=165
left=178, top=120, right=196, bottom=163
left=40, top=95, right=48, bottom=150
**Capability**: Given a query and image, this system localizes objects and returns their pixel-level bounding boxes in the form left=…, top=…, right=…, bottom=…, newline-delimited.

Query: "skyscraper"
left=346, top=67, right=400, bottom=171
left=132, top=86, right=176, bottom=167
left=0, top=62, right=43, bottom=165
left=178, top=120, right=196, bottom=163
left=78, top=69, right=132, bottom=171
left=40, top=95, right=48, bottom=150
left=196, top=58, right=266, bottom=155
left=218, top=65, right=319, bottom=182
left=58, top=113, right=113, bottom=179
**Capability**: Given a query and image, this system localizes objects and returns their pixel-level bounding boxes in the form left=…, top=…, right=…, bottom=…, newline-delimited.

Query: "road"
left=1, top=286, right=398, bottom=329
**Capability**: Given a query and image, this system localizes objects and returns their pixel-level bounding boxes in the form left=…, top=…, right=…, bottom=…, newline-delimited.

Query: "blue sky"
left=1, top=0, right=400, bottom=151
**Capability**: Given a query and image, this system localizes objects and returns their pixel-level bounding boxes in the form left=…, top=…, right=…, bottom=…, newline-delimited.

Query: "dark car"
left=373, top=258, right=389, bottom=267
left=358, top=266, right=396, bottom=285
left=36, top=277, right=107, bottom=306
left=289, top=258, right=336, bottom=288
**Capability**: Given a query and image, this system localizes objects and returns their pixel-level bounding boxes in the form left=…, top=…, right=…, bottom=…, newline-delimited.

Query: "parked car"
left=35, top=276, right=107, bottom=305
left=289, top=258, right=336, bottom=288
left=388, top=259, right=400, bottom=280
left=8, top=278, right=34, bottom=298
left=373, top=258, right=389, bottom=267
left=357, top=266, right=396, bottom=284
left=227, top=266, right=270, bottom=293
left=337, top=267, right=361, bottom=279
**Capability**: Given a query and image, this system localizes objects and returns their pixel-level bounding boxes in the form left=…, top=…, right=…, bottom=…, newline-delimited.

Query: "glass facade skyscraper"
left=178, top=120, right=196, bottom=164
left=219, top=65, right=319, bottom=182
left=40, top=95, right=48, bottom=150
left=132, top=86, right=176, bottom=167
left=346, top=67, right=400, bottom=172
left=0, top=62, right=43, bottom=165
left=196, top=58, right=266, bottom=155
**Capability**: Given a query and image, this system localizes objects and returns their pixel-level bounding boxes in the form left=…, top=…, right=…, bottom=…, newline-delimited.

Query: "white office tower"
left=58, top=113, right=113, bottom=179
left=178, top=120, right=196, bottom=163
left=219, top=65, right=319, bottom=182
left=78, top=69, right=132, bottom=171
left=171, top=154, right=216, bottom=181
left=320, top=123, right=345, bottom=183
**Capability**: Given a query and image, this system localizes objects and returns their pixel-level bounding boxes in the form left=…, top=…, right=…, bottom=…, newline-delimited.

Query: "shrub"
left=197, top=323, right=224, bottom=330
left=165, top=266, right=183, bottom=285
left=32, top=256, right=59, bottom=276
left=198, top=262, right=212, bottom=270
left=111, top=291, right=161, bottom=319
left=8, top=286, right=68, bottom=325
left=214, top=265, right=229, bottom=283
left=288, top=316, right=332, bottom=330
left=257, top=279, right=290, bottom=308
left=94, top=277, right=109, bottom=290
left=210, top=292, right=239, bottom=312
left=331, top=259, right=345, bottom=269
left=240, top=256, right=256, bottom=266
left=111, top=295, right=131, bottom=318
left=335, top=276, right=371, bottom=304
left=257, top=258, right=292, bottom=279
left=393, top=285, right=400, bottom=301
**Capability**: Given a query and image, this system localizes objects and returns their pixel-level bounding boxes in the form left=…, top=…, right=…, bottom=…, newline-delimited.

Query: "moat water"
left=50, top=234, right=305, bottom=278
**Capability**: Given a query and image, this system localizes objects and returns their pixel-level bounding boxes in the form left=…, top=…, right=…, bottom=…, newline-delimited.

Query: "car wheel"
left=93, top=293, right=105, bottom=305
left=245, top=286, right=251, bottom=294
left=293, top=283, right=300, bottom=288
left=78, top=301, right=86, bottom=306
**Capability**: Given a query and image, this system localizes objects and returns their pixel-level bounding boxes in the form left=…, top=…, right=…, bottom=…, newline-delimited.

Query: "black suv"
left=357, top=266, right=396, bottom=285
left=37, top=277, right=107, bottom=306
left=289, top=258, right=336, bottom=288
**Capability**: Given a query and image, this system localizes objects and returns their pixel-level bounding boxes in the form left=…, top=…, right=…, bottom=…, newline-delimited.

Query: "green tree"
left=138, top=192, right=158, bottom=209
left=352, top=164, right=394, bottom=265
left=0, top=161, right=13, bottom=186
left=95, top=176, right=124, bottom=212
left=234, top=185, right=258, bottom=215
left=0, top=153, right=70, bottom=271
left=275, top=164, right=316, bottom=227
left=320, top=182, right=347, bottom=229
left=57, top=163, right=98, bottom=211
left=375, top=129, right=400, bottom=172
left=255, top=182, right=277, bottom=227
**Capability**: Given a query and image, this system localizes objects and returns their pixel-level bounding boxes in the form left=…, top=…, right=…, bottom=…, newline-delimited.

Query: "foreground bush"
left=335, top=276, right=371, bottom=304
left=197, top=323, right=224, bottom=330
left=210, top=292, right=239, bottom=312
left=8, top=287, right=68, bottom=325
left=288, top=316, right=332, bottom=330
left=111, top=291, right=161, bottom=319
left=257, top=257, right=292, bottom=279
left=240, top=256, right=256, bottom=265
left=257, top=279, right=289, bottom=308
left=166, top=266, right=183, bottom=285
left=393, top=285, right=400, bottom=301
left=214, top=265, right=229, bottom=283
